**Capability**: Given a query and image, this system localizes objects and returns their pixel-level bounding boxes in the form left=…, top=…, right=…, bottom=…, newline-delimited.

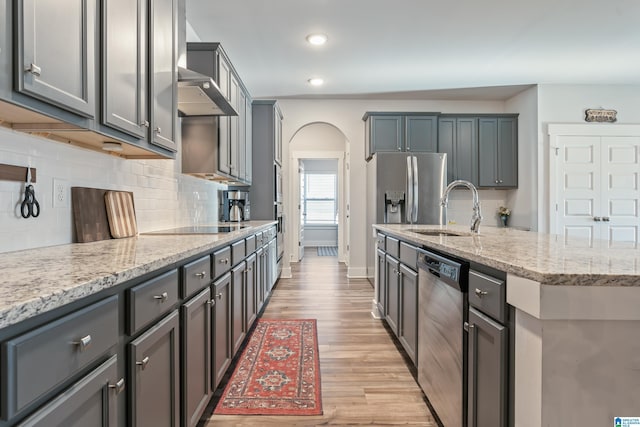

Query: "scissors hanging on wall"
left=21, top=168, right=40, bottom=219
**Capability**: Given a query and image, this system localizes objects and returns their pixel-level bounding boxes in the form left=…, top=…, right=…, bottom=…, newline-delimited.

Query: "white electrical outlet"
left=53, top=179, right=68, bottom=208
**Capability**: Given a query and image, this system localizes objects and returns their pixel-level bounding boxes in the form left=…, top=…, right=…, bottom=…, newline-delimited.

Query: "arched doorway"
left=289, top=122, right=348, bottom=263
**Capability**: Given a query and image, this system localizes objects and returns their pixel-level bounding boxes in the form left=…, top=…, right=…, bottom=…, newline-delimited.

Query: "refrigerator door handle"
left=412, top=156, right=419, bottom=223
left=406, top=156, right=413, bottom=223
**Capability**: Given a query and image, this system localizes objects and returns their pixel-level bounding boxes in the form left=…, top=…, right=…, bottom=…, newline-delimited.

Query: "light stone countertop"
left=374, top=224, right=640, bottom=287
left=0, top=221, right=276, bottom=329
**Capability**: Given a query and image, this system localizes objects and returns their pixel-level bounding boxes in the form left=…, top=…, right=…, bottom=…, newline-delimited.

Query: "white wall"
left=277, top=98, right=510, bottom=277
left=536, top=84, right=640, bottom=232
left=0, top=126, right=225, bottom=253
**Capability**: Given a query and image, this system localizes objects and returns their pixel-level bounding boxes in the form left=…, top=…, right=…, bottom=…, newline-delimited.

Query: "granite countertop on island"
left=374, top=224, right=640, bottom=287
left=0, top=221, right=276, bottom=329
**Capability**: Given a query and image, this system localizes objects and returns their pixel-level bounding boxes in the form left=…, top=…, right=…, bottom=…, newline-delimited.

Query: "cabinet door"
left=229, top=74, right=240, bottom=178
left=371, top=116, right=403, bottom=153
left=385, top=255, right=400, bottom=335
left=238, top=90, right=247, bottom=181
left=274, top=108, right=283, bottom=165
left=376, top=249, right=387, bottom=316
left=405, top=116, right=437, bottom=152
left=478, top=118, right=499, bottom=187
left=438, top=118, right=456, bottom=184
left=150, top=0, right=177, bottom=151
left=16, top=0, right=96, bottom=117
left=130, top=310, right=180, bottom=427
left=455, top=118, right=478, bottom=185
left=181, top=288, right=211, bottom=427
left=245, top=254, right=257, bottom=330
left=217, top=52, right=230, bottom=100
left=497, top=118, right=518, bottom=187
left=245, top=98, right=253, bottom=184
left=467, top=307, right=507, bottom=427
left=212, top=273, right=231, bottom=389
left=398, top=264, right=418, bottom=365
left=17, top=356, right=120, bottom=427
left=103, top=0, right=146, bottom=138
left=231, top=262, right=246, bottom=355
left=255, top=248, right=265, bottom=312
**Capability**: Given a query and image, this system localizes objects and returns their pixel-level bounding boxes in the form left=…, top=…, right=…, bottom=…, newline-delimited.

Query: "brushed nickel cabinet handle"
left=195, top=271, right=207, bottom=278
left=153, top=292, right=168, bottom=302
left=216, top=293, right=223, bottom=299
left=154, top=127, right=162, bottom=133
left=73, top=335, right=92, bottom=352
left=474, top=288, right=488, bottom=298
left=109, top=378, right=125, bottom=394
left=140, top=121, right=150, bottom=128
left=25, top=63, right=41, bottom=77
left=136, top=356, right=150, bottom=370
left=206, top=299, right=216, bottom=306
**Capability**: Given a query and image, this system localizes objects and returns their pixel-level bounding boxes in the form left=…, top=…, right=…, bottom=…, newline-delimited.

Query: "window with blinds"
left=303, top=173, right=337, bottom=225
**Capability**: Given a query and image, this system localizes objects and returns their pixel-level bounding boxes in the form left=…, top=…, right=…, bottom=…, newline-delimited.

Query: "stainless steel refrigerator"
left=366, top=152, right=447, bottom=282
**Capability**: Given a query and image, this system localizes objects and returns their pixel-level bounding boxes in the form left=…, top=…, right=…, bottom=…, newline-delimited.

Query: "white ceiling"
left=185, top=0, right=640, bottom=100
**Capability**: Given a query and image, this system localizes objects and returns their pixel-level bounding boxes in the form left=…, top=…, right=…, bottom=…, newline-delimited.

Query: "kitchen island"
left=374, top=223, right=640, bottom=427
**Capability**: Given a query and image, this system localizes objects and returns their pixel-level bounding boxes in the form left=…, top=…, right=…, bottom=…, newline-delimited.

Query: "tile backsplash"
left=0, top=126, right=225, bottom=253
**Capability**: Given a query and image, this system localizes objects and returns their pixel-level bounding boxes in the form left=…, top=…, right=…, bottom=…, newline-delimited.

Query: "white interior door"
left=298, top=161, right=305, bottom=261
left=554, top=134, right=639, bottom=248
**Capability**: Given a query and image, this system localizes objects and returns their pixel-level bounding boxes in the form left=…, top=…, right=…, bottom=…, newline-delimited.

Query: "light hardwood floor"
left=201, top=248, right=437, bottom=426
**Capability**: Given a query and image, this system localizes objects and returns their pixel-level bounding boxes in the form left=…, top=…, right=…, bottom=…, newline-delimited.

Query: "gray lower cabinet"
left=15, top=0, right=96, bottom=118
left=467, top=307, right=507, bottom=427
left=212, top=272, right=232, bottom=390
left=438, top=117, right=478, bottom=185
left=231, top=262, right=246, bottom=355
left=150, top=0, right=177, bottom=152
left=17, top=355, right=121, bottom=427
left=255, top=247, right=265, bottom=312
left=245, top=254, right=257, bottom=330
left=478, top=117, right=518, bottom=188
left=181, top=288, right=211, bottom=427
left=385, top=255, right=400, bottom=335
left=398, top=263, right=418, bottom=365
left=129, top=310, right=180, bottom=427
left=376, top=248, right=386, bottom=316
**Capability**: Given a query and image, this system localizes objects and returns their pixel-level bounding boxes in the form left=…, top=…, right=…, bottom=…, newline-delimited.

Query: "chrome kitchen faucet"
left=440, top=180, right=482, bottom=233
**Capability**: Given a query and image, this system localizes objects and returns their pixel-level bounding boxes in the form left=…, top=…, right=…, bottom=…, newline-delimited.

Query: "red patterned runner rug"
left=214, top=318, right=323, bottom=415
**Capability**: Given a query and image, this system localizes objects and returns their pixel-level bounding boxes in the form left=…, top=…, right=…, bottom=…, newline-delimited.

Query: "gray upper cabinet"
left=364, top=113, right=438, bottom=160
left=103, top=0, right=147, bottom=138
left=229, top=74, right=240, bottom=178
left=478, top=117, right=518, bottom=188
left=438, top=116, right=478, bottom=185
left=245, top=98, right=253, bottom=184
left=150, top=0, right=177, bottom=152
left=15, top=0, right=96, bottom=118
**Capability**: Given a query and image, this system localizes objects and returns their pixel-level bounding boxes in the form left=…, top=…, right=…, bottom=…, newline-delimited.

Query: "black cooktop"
left=143, top=225, right=247, bottom=235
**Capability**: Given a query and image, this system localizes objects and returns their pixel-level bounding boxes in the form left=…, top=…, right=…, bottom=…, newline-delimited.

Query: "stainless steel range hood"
left=177, top=67, right=238, bottom=117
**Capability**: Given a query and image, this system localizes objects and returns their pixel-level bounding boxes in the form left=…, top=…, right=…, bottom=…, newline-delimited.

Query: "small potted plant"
left=498, top=206, right=511, bottom=227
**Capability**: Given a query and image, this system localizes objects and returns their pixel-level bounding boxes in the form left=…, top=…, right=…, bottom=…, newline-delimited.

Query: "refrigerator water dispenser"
left=384, top=191, right=405, bottom=223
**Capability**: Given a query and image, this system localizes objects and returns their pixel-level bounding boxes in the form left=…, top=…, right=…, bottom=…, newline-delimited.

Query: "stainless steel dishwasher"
left=417, top=249, right=469, bottom=427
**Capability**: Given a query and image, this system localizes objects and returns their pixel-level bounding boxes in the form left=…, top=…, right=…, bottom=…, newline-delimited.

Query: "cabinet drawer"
left=255, top=231, right=263, bottom=247
left=376, top=233, right=386, bottom=251
left=246, top=235, right=256, bottom=254
left=231, top=240, right=246, bottom=266
left=399, top=242, right=417, bottom=271
left=2, top=296, right=118, bottom=420
left=386, top=236, right=400, bottom=258
left=182, top=255, right=211, bottom=298
left=213, top=246, right=232, bottom=278
left=469, top=270, right=506, bottom=322
left=128, top=269, right=179, bottom=335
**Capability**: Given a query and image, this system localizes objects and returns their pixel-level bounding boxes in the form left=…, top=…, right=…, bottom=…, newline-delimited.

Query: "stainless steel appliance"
left=222, top=190, right=250, bottom=222
left=366, top=152, right=447, bottom=282
left=417, top=249, right=469, bottom=427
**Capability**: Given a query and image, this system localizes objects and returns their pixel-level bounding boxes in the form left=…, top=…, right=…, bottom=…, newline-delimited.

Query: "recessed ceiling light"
left=308, top=78, right=324, bottom=86
left=306, top=33, right=328, bottom=46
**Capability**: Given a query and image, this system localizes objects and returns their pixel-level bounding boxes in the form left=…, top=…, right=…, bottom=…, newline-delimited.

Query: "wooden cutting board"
left=104, top=191, right=138, bottom=238
left=72, top=187, right=112, bottom=243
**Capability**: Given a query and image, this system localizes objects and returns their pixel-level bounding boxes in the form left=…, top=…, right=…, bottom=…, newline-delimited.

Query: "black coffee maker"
left=222, top=191, right=250, bottom=222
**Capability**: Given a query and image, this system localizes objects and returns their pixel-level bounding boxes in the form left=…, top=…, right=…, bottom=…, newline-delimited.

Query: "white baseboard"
left=347, top=267, right=367, bottom=278
left=304, top=241, right=338, bottom=247
left=281, top=267, right=292, bottom=279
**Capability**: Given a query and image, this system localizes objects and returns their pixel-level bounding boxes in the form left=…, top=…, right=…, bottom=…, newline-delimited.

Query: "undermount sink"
left=408, top=229, right=471, bottom=237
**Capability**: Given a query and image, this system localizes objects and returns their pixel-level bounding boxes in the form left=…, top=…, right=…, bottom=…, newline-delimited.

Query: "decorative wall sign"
left=585, top=109, right=617, bottom=123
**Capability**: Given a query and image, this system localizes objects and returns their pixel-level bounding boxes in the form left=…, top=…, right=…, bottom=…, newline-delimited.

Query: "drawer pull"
left=195, top=271, right=207, bottom=278
left=474, top=288, right=489, bottom=298
left=73, top=334, right=92, bottom=352
left=219, top=258, right=229, bottom=264
left=153, top=292, right=169, bottom=302
left=109, top=378, right=125, bottom=394
left=136, top=356, right=150, bottom=370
